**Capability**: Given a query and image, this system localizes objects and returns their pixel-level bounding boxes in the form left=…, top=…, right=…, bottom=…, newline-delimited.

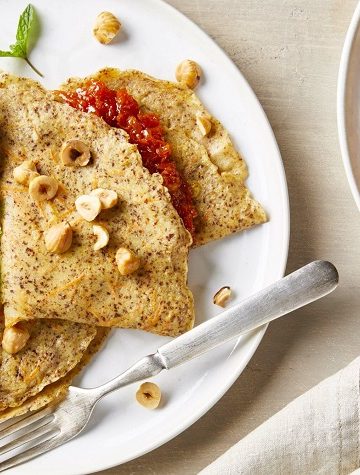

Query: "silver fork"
left=0, top=260, right=338, bottom=472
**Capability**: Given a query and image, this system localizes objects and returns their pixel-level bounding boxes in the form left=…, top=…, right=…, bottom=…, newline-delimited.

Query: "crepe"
left=60, top=68, right=266, bottom=246
left=0, top=72, right=194, bottom=335
left=0, top=327, right=109, bottom=421
left=0, top=318, right=97, bottom=411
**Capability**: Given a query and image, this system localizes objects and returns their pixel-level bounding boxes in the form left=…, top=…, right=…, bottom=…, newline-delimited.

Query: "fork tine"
left=0, top=421, right=59, bottom=456
left=0, top=435, right=60, bottom=472
left=0, top=407, right=53, bottom=441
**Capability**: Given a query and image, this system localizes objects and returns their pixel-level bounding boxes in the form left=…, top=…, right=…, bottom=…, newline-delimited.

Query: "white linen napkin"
left=200, top=356, right=360, bottom=475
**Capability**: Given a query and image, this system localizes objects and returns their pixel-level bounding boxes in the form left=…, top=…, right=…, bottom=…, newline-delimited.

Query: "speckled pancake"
left=0, top=327, right=109, bottom=420
left=0, top=318, right=97, bottom=411
left=60, top=68, right=266, bottom=246
left=0, top=72, right=194, bottom=335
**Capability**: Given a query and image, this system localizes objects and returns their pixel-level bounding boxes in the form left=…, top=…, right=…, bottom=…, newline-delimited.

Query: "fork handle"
left=93, top=261, right=338, bottom=400
left=157, top=260, right=338, bottom=368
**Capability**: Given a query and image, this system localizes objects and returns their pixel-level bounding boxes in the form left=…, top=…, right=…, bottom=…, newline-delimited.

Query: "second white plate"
left=338, top=1, right=360, bottom=211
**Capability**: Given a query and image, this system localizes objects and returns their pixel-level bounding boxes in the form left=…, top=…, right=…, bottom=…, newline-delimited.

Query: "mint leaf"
left=0, top=43, right=26, bottom=58
left=10, top=43, right=26, bottom=57
left=0, top=51, right=15, bottom=57
left=15, top=4, right=34, bottom=56
left=0, top=4, right=43, bottom=77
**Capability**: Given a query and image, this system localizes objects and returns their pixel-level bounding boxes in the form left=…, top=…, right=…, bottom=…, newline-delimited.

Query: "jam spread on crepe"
left=56, top=80, right=197, bottom=235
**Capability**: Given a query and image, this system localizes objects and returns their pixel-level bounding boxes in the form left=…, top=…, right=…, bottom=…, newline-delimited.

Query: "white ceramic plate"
left=0, top=1, right=289, bottom=473
left=338, top=1, right=360, bottom=210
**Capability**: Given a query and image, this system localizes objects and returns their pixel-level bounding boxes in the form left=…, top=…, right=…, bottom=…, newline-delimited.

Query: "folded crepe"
left=0, top=72, right=194, bottom=335
left=59, top=68, right=266, bottom=246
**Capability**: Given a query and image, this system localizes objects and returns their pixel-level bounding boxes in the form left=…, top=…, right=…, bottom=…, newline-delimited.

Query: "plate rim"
left=337, top=0, right=360, bottom=211
left=88, top=0, right=290, bottom=471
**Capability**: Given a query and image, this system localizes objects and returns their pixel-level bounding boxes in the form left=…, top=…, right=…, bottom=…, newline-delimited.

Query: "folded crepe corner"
left=60, top=67, right=267, bottom=246
left=0, top=326, right=109, bottom=420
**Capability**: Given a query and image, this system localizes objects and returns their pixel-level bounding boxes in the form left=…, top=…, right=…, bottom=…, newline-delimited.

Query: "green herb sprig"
left=0, top=4, right=43, bottom=77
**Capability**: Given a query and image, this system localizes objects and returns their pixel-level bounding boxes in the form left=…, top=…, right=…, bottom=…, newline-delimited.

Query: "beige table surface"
left=99, top=1, right=360, bottom=473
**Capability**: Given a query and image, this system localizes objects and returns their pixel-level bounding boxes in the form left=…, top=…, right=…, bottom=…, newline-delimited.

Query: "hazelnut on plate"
left=29, top=175, right=58, bottom=201
left=213, top=286, right=232, bottom=307
left=93, top=11, right=121, bottom=45
left=75, top=195, right=102, bottom=222
left=116, top=247, right=140, bottom=275
left=44, top=222, right=73, bottom=254
left=136, top=382, right=162, bottom=409
left=13, top=160, right=39, bottom=185
left=175, top=59, right=202, bottom=89
left=2, top=326, right=30, bottom=354
left=92, top=224, right=109, bottom=251
left=196, top=114, right=212, bottom=136
left=61, top=140, right=91, bottom=167
left=90, top=188, right=118, bottom=209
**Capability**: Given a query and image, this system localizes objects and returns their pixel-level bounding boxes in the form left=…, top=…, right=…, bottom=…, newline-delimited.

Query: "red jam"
left=56, top=80, right=197, bottom=235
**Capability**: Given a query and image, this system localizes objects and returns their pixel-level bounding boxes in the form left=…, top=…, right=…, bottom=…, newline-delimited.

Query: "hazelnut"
left=136, top=382, right=161, bottom=409
left=93, top=11, right=121, bottom=45
left=90, top=188, right=118, bottom=209
left=13, top=161, right=39, bottom=185
left=175, top=59, right=202, bottom=89
left=44, top=222, right=73, bottom=254
left=116, top=247, right=140, bottom=275
left=213, top=286, right=232, bottom=307
left=92, top=224, right=109, bottom=251
left=29, top=175, right=59, bottom=201
left=196, top=115, right=212, bottom=136
left=22, top=160, right=37, bottom=172
left=61, top=140, right=91, bottom=167
left=75, top=195, right=102, bottom=222
left=2, top=326, right=30, bottom=354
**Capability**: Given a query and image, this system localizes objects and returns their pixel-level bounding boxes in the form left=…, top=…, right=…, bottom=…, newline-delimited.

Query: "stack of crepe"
left=0, top=70, right=265, bottom=419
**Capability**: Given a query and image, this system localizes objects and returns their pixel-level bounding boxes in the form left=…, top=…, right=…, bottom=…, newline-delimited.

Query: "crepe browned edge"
left=0, top=327, right=109, bottom=422
left=0, top=72, right=194, bottom=336
left=59, top=68, right=267, bottom=246
left=0, top=318, right=98, bottom=412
